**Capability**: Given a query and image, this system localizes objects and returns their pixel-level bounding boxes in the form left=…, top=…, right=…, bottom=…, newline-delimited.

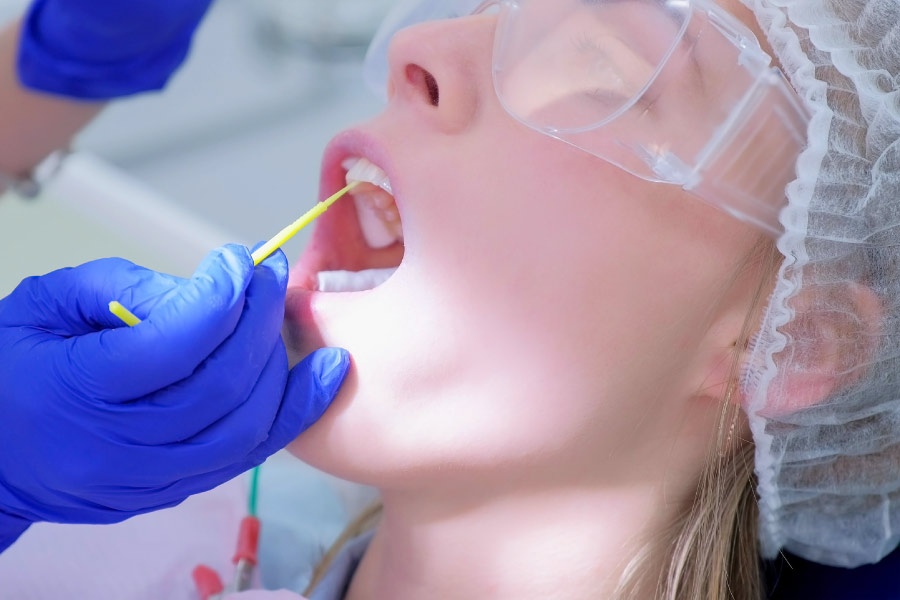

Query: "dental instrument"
left=105, top=182, right=358, bottom=318
left=107, top=301, right=141, bottom=327
left=250, top=182, right=359, bottom=266
left=191, top=500, right=261, bottom=598
left=191, top=447, right=262, bottom=598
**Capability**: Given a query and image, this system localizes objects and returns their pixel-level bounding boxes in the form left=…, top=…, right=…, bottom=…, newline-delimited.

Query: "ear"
left=752, top=282, right=883, bottom=416
left=693, top=296, right=766, bottom=406
left=693, top=282, right=882, bottom=416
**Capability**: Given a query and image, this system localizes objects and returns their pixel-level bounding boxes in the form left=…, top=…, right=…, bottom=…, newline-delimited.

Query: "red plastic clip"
left=192, top=564, right=224, bottom=600
left=233, top=516, right=261, bottom=566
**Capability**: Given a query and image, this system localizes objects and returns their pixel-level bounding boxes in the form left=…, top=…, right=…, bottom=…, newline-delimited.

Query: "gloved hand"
left=18, top=0, right=215, bottom=98
left=0, top=245, right=349, bottom=551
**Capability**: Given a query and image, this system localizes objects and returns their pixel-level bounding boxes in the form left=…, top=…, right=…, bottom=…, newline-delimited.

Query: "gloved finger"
left=89, top=250, right=290, bottom=444
left=241, top=346, right=351, bottom=465
left=86, top=337, right=290, bottom=499
left=16, top=491, right=186, bottom=526
left=109, top=347, right=350, bottom=505
left=184, top=347, right=351, bottom=483
left=59, top=245, right=255, bottom=402
left=0, top=257, right=182, bottom=334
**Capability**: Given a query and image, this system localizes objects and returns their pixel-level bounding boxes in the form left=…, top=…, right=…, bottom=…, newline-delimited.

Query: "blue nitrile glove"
left=18, top=0, right=215, bottom=98
left=0, top=245, right=349, bottom=553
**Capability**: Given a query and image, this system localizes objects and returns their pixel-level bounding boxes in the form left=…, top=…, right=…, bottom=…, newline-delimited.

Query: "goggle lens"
left=493, top=0, right=689, bottom=131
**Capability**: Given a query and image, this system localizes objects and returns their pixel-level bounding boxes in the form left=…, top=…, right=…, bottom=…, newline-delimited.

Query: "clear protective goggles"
left=364, top=0, right=811, bottom=237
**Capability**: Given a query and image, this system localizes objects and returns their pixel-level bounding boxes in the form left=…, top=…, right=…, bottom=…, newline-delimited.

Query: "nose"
left=385, top=15, right=496, bottom=133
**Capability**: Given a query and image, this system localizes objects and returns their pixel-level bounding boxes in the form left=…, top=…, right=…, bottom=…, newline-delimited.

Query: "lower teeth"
left=317, top=268, right=397, bottom=293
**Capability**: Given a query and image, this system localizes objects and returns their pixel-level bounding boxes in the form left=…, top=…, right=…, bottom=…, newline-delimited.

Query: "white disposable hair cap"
left=741, top=0, right=900, bottom=568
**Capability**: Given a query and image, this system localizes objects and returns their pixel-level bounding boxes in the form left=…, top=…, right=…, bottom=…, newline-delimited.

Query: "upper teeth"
left=344, top=157, right=392, bottom=195
left=343, top=157, right=402, bottom=249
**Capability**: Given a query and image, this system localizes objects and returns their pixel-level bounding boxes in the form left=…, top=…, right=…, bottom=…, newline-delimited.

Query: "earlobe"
left=754, top=282, right=883, bottom=417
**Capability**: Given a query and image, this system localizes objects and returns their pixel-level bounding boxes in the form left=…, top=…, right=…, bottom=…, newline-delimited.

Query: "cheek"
left=422, top=135, right=697, bottom=360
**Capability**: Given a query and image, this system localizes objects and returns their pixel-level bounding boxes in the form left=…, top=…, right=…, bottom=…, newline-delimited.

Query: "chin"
left=280, top=128, right=414, bottom=485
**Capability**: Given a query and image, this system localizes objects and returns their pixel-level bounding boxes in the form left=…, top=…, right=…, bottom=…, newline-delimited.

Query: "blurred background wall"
left=0, top=0, right=396, bottom=293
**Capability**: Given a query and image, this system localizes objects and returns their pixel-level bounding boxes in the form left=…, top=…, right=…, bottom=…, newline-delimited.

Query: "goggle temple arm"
left=688, top=67, right=810, bottom=238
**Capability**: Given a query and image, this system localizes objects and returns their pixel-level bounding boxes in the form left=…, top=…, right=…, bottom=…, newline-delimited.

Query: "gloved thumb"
left=242, top=348, right=351, bottom=466
left=286, top=347, right=351, bottom=433
left=62, top=244, right=256, bottom=401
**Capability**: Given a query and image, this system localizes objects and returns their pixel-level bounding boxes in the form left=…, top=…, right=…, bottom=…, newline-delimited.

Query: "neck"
left=345, top=480, right=685, bottom=600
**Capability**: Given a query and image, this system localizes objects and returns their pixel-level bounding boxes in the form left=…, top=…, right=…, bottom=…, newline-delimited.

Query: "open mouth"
left=291, top=156, right=406, bottom=293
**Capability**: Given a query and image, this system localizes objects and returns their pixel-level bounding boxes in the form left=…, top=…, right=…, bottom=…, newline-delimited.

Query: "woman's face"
left=285, top=0, right=772, bottom=492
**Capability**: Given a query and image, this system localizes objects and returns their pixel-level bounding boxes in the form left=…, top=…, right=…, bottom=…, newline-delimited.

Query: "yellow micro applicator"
left=108, top=182, right=358, bottom=326
left=250, top=182, right=359, bottom=266
left=108, top=301, right=142, bottom=327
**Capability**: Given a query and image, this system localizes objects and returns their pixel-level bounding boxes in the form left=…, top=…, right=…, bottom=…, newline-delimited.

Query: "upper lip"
left=320, top=129, right=401, bottom=215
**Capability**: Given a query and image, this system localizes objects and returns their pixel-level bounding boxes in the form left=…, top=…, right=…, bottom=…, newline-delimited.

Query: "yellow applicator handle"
left=250, top=182, right=359, bottom=266
left=109, top=301, right=142, bottom=327
left=108, top=182, right=358, bottom=326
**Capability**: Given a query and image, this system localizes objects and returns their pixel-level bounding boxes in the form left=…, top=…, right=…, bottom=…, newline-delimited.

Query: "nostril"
left=424, top=72, right=440, bottom=106
left=405, top=64, right=440, bottom=107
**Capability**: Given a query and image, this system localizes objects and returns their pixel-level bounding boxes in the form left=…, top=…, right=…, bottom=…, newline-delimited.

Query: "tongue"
left=317, top=268, right=397, bottom=293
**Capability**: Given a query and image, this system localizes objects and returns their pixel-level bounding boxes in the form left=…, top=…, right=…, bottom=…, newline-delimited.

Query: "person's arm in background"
left=0, top=18, right=97, bottom=541
left=0, top=19, right=102, bottom=179
left=0, top=0, right=215, bottom=180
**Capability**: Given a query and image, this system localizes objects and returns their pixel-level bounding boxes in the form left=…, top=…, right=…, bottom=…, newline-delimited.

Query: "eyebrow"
left=577, top=0, right=709, bottom=100
left=637, top=0, right=708, bottom=98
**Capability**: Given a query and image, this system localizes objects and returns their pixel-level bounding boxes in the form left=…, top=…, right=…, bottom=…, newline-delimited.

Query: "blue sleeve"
left=766, top=548, right=900, bottom=599
left=0, top=508, right=30, bottom=553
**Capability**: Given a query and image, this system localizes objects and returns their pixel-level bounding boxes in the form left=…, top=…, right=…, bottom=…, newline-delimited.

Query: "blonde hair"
left=638, top=237, right=780, bottom=600
left=618, top=414, right=762, bottom=600
left=306, top=239, right=780, bottom=600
